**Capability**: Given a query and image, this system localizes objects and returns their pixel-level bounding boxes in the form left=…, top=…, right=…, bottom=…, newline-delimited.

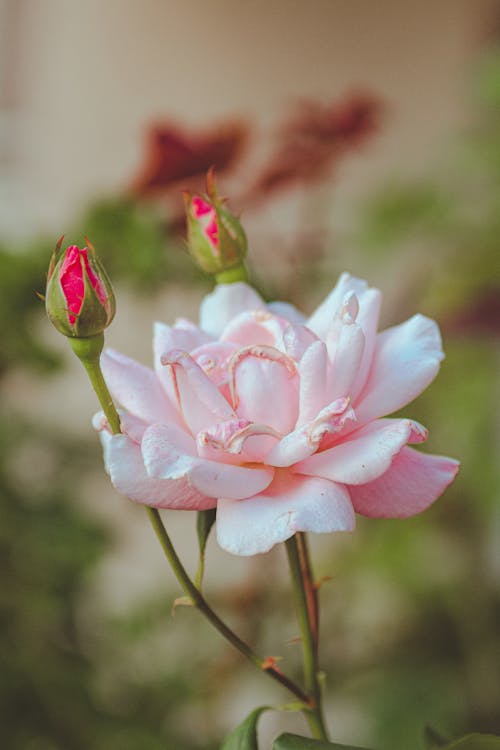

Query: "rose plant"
left=43, top=177, right=488, bottom=750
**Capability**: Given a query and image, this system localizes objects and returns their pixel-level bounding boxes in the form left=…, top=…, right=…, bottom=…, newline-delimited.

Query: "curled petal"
left=326, top=307, right=366, bottom=402
left=142, top=423, right=274, bottom=499
left=217, top=472, right=355, bottom=555
left=349, top=288, right=382, bottom=400
left=161, top=350, right=235, bottom=435
left=190, top=341, right=237, bottom=394
left=296, top=418, right=428, bottom=485
left=307, top=273, right=371, bottom=339
left=229, top=345, right=299, bottom=434
left=101, top=349, right=180, bottom=426
left=199, top=282, right=266, bottom=337
left=267, top=397, right=355, bottom=467
left=283, top=324, right=319, bottom=362
left=349, top=447, right=459, bottom=517
left=197, top=419, right=280, bottom=463
left=102, top=433, right=214, bottom=510
left=354, top=314, right=444, bottom=422
left=297, top=341, right=330, bottom=425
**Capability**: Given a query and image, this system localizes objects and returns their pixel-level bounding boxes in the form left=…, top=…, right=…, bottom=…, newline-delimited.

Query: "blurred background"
left=1, top=1, right=500, bottom=748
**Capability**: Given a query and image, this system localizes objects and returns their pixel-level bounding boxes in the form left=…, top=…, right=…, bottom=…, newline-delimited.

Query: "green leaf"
left=272, top=732, right=375, bottom=750
left=194, top=508, right=216, bottom=589
left=443, top=735, right=500, bottom=749
left=220, top=706, right=270, bottom=750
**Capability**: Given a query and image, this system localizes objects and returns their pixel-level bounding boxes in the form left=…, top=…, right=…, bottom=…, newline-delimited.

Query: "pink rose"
left=94, top=274, right=458, bottom=555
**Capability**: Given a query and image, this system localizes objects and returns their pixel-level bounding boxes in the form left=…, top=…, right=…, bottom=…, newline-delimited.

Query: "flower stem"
left=73, top=340, right=310, bottom=707
left=285, top=533, right=329, bottom=740
left=146, top=507, right=310, bottom=705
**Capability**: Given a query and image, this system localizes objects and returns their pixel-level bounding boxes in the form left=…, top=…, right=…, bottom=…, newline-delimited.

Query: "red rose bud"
left=184, top=170, right=247, bottom=275
left=45, top=239, right=115, bottom=338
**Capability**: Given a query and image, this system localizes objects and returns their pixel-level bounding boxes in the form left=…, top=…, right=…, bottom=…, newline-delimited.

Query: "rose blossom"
left=94, top=274, right=458, bottom=556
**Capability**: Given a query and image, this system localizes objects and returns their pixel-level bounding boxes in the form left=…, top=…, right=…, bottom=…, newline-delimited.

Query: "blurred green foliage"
left=1, top=50, right=499, bottom=750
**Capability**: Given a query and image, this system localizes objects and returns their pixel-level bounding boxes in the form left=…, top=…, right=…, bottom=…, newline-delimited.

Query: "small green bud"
left=184, top=169, right=247, bottom=275
left=45, top=238, right=115, bottom=338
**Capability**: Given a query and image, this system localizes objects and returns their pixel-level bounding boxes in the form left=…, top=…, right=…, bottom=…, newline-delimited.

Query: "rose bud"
left=45, top=238, right=115, bottom=339
left=184, top=169, right=247, bottom=278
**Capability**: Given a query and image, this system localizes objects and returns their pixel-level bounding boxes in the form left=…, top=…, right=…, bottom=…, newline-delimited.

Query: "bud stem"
left=69, top=334, right=121, bottom=435
left=215, top=264, right=248, bottom=284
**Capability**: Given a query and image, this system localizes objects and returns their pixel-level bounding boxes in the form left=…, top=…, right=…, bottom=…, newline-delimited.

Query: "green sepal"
left=194, top=508, right=216, bottom=589
left=220, top=706, right=270, bottom=750
left=272, top=734, right=375, bottom=750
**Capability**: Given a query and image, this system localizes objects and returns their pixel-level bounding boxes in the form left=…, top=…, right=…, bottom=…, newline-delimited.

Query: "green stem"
left=70, top=334, right=121, bottom=434
left=147, top=507, right=310, bottom=706
left=285, top=534, right=329, bottom=741
left=215, top=263, right=248, bottom=284
left=72, top=339, right=310, bottom=707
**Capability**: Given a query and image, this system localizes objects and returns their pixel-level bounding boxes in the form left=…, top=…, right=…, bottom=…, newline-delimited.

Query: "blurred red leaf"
left=129, top=121, right=248, bottom=196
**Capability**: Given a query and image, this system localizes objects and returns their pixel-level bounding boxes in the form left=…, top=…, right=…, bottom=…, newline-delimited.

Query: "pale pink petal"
left=199, top=282, right=266, bottom=337
left=221, top=310, right=289, bottom=350
left=349, top=288, right=382, bottom=400
left=142, top=423, right=274, bottom=500
left=307, top=273, right=370, bottom=339
left=197, top=419, right=280, bottom=464
left=297, top=341, right=329, bottom=425
left=101, top=349, right=180, bottom=426
left=266, top=397, right=355, bottom=467
left=93, top=409, right=148, bottom=443
left=161, top=350, right=235, bottom=435
left=267, top=301, right=306, bottom=325
left=283, top=324, right=320, bottom=363
left=296, top=418, right=428, bottom=485
left=327, top=315, right=366, bottom=401
left=349, top=447, right=459, bottom=517
left=216, top=472, right=355, bottom=555
left=103, top=433, right=214, bottom=509
left=354, top=314, right=444, bottom=423
left=154, top=320, right=212, bottom=363
left=191, top=341, right=237, bottom=393
left=229, top=346, right=299, bottom=434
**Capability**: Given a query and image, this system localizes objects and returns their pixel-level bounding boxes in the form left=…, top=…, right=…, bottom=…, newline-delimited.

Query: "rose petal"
left=216, top=472, right=355, bottom=555
left=267, top=301, right=306, bottom=325
left=354, top=314, right=444, bottom=422
left=349, top=447, right=459, bottom=517
left=229, top=345, right=299, bottom=434
left=349, top=288, right=382, bottom=400
left=199, top=282, right=266, bottom=337
left=297, top=341, right=330, bottom=425
left=221, top=310, right=290, bottom=350
left=296, top=418, right=428, bottom=485
left=307, top=273, right=371, bottom=339
left=266, top=397, right=355, bottom=467
left=103, top=433, right=214, bottom=509
left=93, top=409, right=148, bottom=443
left=161, top=350, right=235, bottom=435
left=101, top=349, right=180, bottom=425
left=142, top=423, right=274, bottom=500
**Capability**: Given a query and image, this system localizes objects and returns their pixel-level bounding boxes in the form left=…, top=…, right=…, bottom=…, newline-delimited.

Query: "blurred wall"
left=2, top=0, right=499, bottom=238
